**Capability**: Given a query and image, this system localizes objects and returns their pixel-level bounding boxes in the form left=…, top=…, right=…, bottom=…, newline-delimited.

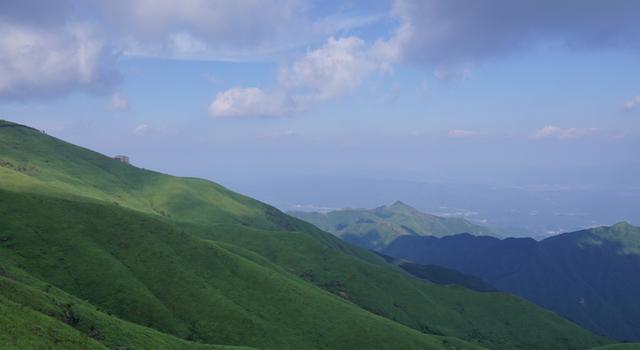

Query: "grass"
left=0, top=265, right=254, bottom=350
left=0, top=189, right=484, bottom=350
left=0, top=120, right=611, bottom=349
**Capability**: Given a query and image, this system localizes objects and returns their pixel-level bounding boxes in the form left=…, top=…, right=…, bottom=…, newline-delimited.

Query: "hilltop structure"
left=114, top=155, right=130, bottom=164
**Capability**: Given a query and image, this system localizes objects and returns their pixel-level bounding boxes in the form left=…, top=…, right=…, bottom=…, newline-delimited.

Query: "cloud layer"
left=2, top=0, right=640, bottom=113
left=100, top=0, right=311, bottom=60
left=386, top=0, right=640, bottom=66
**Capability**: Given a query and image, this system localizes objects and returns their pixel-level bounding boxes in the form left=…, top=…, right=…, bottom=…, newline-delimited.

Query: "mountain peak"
left=608, top=222, right=639, bottom=237
left=389, top=200, right=414, bottom=210
left=612, top=221, right=633, bottom=229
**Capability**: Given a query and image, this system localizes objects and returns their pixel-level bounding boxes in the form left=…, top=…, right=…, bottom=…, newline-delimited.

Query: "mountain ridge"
left=383, top=223, right=640, bottom=341
left=0, top=120, right=610, bottom=349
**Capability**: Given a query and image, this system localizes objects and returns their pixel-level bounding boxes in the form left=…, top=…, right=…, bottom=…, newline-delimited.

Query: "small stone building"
left=114, top=155, right=130, bottom=164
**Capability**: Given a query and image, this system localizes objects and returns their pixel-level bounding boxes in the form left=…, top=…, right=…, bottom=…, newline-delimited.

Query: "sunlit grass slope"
left=0, top=249, right=254, bottom=349
left=0, top=120, right=610, bottom=349
left=0, top=189, right=483, bottom=350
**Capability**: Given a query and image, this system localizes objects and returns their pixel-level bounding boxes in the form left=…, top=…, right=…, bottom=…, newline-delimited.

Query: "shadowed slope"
left=383, top=224, right=640, bottom=341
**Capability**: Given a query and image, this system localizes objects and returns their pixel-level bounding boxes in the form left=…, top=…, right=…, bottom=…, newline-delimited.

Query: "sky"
left=1, top=0, right=639, bottom=233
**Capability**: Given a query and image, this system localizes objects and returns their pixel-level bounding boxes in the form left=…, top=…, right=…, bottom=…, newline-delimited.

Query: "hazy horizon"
left=2, top=0, right=639, bottom=236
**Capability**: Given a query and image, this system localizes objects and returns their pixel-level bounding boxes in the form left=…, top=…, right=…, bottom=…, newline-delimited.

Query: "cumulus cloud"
left=109, top=92, right=129, bottom=111
left=209, top=36, right=381, bottom=118
left=280, top=36, right=376, bottom=104
left=623, top=96, right=640, bottom=112
left=209, top=87, right=286, bottom=118
left=0, top=22, right=118, bottom=100
left=0, top=0, right=379, bottom=102
left=532, top=125, right=598, bottom=140
left=387, top=0, right=640, bottom=66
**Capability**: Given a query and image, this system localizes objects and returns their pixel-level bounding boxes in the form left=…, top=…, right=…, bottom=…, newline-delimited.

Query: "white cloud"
left=0, top=22, right=118, bottom=100
left=280, top=36, right=377, bottom=103
left=109, top=92, right=129, bottom=111
left=533, top=125, right=562, bottom=139
left=623, top=95, right=640, bottom=111
left=209, top=36, right=382, bottom=118
left=132, top=123, right=149, bottom=135
left=448, top=129, right=477, bottom=138
left=1, top=1, right=381, bottom=102
left=532, top=125, right=598, bottom=139
left=208, top=87, right=286, bottom=118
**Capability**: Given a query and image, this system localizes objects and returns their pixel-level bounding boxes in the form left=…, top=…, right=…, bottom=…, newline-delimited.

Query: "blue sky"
left=1, top=1, right=639, bottom=223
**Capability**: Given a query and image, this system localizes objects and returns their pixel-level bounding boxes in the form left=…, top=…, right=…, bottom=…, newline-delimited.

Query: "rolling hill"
left=290, top=201, right=495, bottom=250
left=0, top=120, right=610, bottom=349
left=383, top=223, right=640, bottom=341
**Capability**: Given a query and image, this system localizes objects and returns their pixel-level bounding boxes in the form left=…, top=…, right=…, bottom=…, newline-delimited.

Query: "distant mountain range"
left=290, top=201, right=496, bottom=250
left=382, top=223, right=640, bottom=341
left=291, top=198, right=640, bottom=341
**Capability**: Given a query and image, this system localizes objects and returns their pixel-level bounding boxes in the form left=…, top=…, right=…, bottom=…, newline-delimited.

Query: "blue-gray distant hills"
left=382, top=222, right=640, bottom=341
left=293, top=202, right=640, bottom=341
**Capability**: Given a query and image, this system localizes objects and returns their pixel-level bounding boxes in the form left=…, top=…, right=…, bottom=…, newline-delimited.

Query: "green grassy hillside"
left=0, top=237, right=253, bottom=350
left=290, top=201, right=495, bottom=250
left=0, top=120, right=610, bottom=349
left=0, top=189, right=478, bottom=350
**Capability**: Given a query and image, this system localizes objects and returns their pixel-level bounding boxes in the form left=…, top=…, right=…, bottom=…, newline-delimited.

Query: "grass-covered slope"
left=0, top=189, right=474, bottom=350
left=0, top=249, right=253, bottom=350
left=0, top=120, right=292, bottom=232
left=0, top=120, right=610, bottom=349
left=383, top=224, right=640, bottom=341
left=290, top=201, right=495, bottom=250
